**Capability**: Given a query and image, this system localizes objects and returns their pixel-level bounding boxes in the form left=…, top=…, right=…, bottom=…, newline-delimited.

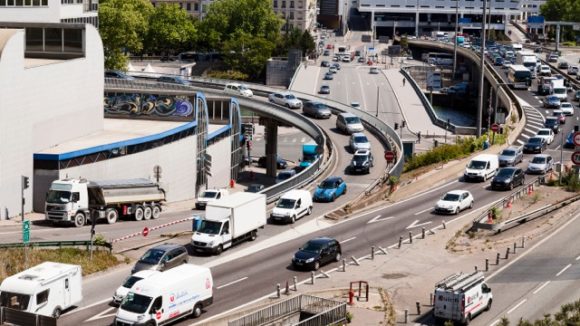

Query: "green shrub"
left=404, top=136, right=485, bottom=172
left=206, top=69, right=249, bottom=81
left=561, top=41, right=577, bottom=47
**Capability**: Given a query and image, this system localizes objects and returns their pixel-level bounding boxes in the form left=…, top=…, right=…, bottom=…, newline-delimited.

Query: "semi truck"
left=191, top=192, right=266, bottom=255
left=45, top=178, right=166, bottom=227
left=299, top=142, right=320, bottom=168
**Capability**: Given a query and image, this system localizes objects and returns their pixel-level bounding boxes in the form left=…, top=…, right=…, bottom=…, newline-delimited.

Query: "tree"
left=199, top=0, right=283, bottom=78
left=98, top=0, right=153, bottom=70
left=299, top=30, right=316, bottom=57
left=144, top=4, right=197, bottom=56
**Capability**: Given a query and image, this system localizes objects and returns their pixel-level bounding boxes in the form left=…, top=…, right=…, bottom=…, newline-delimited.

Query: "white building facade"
left=0, top=0, right=98, bottom=27
left=273, top=0, right=317, bottom=32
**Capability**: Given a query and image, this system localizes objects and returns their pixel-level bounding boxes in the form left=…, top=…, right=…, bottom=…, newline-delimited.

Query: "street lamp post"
left=453, top=0, right=459, bottom=77
left=477, top=0, right=489, bottom=137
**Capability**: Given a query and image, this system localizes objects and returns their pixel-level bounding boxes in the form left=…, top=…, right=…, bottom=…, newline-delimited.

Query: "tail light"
left=123, top=205, right=127, bottom=215
left=461, top=296, right=465, bottom=313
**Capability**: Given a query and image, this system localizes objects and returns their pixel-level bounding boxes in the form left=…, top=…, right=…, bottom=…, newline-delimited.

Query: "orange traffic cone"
left=487, top=212, right=493, bottom=224
left=506, top=198, right=512, bottom=208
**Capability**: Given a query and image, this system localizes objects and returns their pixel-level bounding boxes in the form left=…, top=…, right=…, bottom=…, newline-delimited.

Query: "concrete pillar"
left=264, top=119, right=279, bottom=178
left=460, top=13, right=464, bottom=33
left=415, top=11, right=420, bottom=37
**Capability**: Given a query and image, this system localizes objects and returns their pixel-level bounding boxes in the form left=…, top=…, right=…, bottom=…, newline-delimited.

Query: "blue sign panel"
left=459, top=18, right=472, bottom=25
left=527, top=16, right=545, bottom=28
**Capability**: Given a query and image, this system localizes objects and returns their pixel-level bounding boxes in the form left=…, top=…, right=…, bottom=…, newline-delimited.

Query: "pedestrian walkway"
left=513, top=97, right=544, bottom=146
left=289, top=64, right=320, bottom=95
left=507, top=22, right=527, bottom=43
left=383, top=69, right=448, bottom=137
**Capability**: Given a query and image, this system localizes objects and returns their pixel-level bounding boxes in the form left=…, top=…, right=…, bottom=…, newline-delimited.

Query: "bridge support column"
left=263, top=118, right=279, bottom=178
left=415, top=12, right=419, bottom=37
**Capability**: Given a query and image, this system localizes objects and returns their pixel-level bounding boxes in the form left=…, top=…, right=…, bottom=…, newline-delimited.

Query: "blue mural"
left=104, top=93, right=194, bottom=118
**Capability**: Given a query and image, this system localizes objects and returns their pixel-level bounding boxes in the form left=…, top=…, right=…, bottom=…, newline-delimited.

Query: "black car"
left=348, top=149, right=374, bottom=174
left=292, top=237, right=342, bottom=271
left=523, top=137, right=547, bottom=154
left=319, top=85, right=331, bottom=94
left=491, top=167, right=525, bottom=191
left=258, top=156, right=288, bottom=169
left=321, top=60, right=330, bottom=67
left=544, top=117, right=560, bottom=134
left=245, top=184, right=265, bottom=193
left=105, top=70, right=135, bottom=80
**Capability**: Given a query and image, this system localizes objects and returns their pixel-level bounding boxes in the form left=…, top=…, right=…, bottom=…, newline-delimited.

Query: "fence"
left=0, top=240, right=112, bottom=252
left=227, top=295, right=346, bottom=326
left=0, top=307, right=56, bottom=326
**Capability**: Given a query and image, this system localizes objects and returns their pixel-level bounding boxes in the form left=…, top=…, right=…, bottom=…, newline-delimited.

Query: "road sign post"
left=23, top=219, right=30, bottom=268
left=571, top=151, right=580, bottom=166
left=573, top=132, right=580, bottom=147
left=384, top=151, right=395, bottom=163
left=142, top=227, right=150, bottom=237
left=491, top=123, right=499, bottom=145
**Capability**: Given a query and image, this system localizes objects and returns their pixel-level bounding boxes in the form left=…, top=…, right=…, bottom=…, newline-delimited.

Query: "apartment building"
left=0, top=0, right=98, bottom=27
left=272, top=0, right=317, bottom=32
left=151, top=0, right=202, bottom=18
left=519, top=0, right=544, bottom=20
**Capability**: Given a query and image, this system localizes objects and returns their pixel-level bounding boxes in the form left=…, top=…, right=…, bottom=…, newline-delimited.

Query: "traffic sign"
left=573, top=132, right=580, bottom=147
left=572, top=151, right=580, bottom=166
left=142, top=227, right=149, bottom=237
left=491, top=123, right=499, bottom=133
left=22, top=220, right=30, bottom=244
left=384, top=151, right=395, bottom=162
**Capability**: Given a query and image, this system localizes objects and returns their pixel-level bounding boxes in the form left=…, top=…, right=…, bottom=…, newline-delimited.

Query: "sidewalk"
left=289, top=64, right=320, bottom=95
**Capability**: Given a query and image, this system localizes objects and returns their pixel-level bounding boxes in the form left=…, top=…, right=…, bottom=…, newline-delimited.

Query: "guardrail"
left=0, top=307, right=56, bottom=326
left=0, top=240, right=112, bottom=252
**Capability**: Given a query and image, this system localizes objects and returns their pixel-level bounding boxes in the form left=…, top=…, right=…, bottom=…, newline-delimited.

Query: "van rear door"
left=434, top=290, right=462, bottom=320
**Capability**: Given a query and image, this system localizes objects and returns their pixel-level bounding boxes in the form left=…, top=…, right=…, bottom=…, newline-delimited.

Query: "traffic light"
left=22, top=176, right=29, bottom=190
left=394, top=122, right=399, bottom=130
left=242, top=123, right=254, bottom=140
left=203, top=153, right=212, bottom=177
left=575, top=125, right=579, bottom=132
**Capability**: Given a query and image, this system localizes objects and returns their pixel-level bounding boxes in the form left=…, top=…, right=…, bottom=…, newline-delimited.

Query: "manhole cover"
left=382, top=273, right=407, bottom=279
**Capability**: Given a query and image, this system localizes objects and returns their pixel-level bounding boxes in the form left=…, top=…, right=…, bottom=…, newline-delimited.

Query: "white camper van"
left=270, top=190, right=313, bottom=224
left=464, top=154, right=499, bottom=182
left=433, top=271, right=493, bottom=324
left=114, top=264, right=213, bottom=325
left=0, top=262, right=82, bottom=318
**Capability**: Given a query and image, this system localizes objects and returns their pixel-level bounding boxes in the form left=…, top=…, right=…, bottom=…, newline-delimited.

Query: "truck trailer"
left=191, top=192, right=266, bottom=255
left=45, top=178, right=166, bottom=227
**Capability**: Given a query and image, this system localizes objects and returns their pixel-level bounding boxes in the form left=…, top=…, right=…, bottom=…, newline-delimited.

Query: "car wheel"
left=215, top=245, right=223, bottom=255
left=455, top=207, right=460, bottom=215
left=52, top=307, right=61, bottom=319
left=192, top=303, right=203, bottom=318
left=105, top=208, right=118, bottom=224
left=291, top=215, right=296, bottom=224
left=335, top=252, right=341, bottom=262
left=486, top=299, right=492, bottom=311
left=250, top=230, right=257, bottom=241
left=152, top=205, right=161, bottom=219
left=307, top=206, right=312, bottom=215
left=313, top=261, right=320, bottom=271
left=332, top=194, right=336, bottom=202
left=143, top=206, right=152, bottom=220
left=509, top=183, right=514, bottom=190
left=73, top=213, right=86, bottom=228
left=469, top=201, right=474, bottom=209
left=134, top=206, right=144, bottom=221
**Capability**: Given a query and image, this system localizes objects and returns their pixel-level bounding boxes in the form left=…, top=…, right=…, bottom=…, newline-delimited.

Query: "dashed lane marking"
left=507, top=299, right=527, bottom=314
left=414, top=207, right=433, bottom=216
left=556, top=263, right=572, bottom=277
left=216, top=277, right=248, bottom=290
left=532, top=280, right=551, bottom=294
left=340, top=236, right=357, bottom=244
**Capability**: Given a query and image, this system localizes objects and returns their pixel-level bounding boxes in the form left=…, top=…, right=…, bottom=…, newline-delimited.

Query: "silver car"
left=303, top=101, right=331, bottom=119
left=498, top=146, right=523, bottom=167
left=131, top=243, right=188, bottom=274
left=268, top=92, right=303, bottom=109
left=349, top=132, right=371, bottom=152
left=336, top=112, right=364, bottom=134
left=526, top=154, right=553, bottom=174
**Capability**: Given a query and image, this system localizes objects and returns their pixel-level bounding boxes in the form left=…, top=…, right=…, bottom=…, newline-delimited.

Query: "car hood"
left=115, top=307, right=144, bottom=323
left=191, top=231, right=218, bottom=243
left=294, top=250, right=320, bottom=261
left=528, top=162, right=547, bottom=170
left=353, top=142, right=371, bottom=150
left=288, top=99, right=302, bottom=105
left=272, top=207, right=293, bottom=216
left=314, top=188, right=335, bottom=198
left=436, top=199, right=458, bottom=208
left=498, top=155, right=515, bottom=162
left=347, top=123, right=364, bottom=131
left=115, top=285, right=130, bottom=299
left=465, top=168, right=484, bottom=175
left=493, top=175, right=512, bottom=182
left=524, top=142, right=541, bottom=147
left=351, top=159, right=369, bottom=167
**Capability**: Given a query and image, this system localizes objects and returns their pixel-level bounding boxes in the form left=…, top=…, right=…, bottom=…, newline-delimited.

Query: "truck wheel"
left=73, top=213, right=86, bottom=228
left=192, top=303, right=203, bottom=318
left=134, top=206, right=144, bottom=221
left=143, top=206, right=152, bottom=220
left=307, top=206, right=312, bottom=215
left=215, top=245, right=223, bottom=255
left=486, top=299, right=492, bottom=311
left=52, top=307, right=61, bottom=319
left=105, top=208, right=118, bottom=224
left=152, top=205, right=161, bottom=219
left=250, top=230, right=257, bottom=241
left=291, top=215, right=296, bottom=224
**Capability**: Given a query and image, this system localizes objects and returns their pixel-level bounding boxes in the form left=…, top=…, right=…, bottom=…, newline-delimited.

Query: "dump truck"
left=45, top=178, right=165, bottom=227
left=299, top=142, right=320, bottom=168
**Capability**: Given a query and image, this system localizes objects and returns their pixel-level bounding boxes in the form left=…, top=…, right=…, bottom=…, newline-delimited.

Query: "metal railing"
left=0, top=307, right=56, bottom=326
left=0, top=240, right=112, bottom=251
left=227, top=295, right=346, bottom=326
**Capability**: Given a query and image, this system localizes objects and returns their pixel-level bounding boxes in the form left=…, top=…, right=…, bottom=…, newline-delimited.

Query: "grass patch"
left=404, top=136, right=489, bottom=172
left=0, top=247, right=121, bottom=284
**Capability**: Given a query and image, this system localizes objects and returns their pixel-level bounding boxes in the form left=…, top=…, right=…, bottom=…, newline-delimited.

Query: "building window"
left=186, top=2, right=191, bottom=10
left=289, top=12, right=294, bottom=19
left=281, top=0, right=285, bottom=8
left=290, top=0, right=294, bottom=8
left=273, top=0, right=277, bottom=7
left=194, top=3, right=198, bottom=10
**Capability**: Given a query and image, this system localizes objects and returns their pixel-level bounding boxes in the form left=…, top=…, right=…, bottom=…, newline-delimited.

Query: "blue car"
left=313, top=176, right=347, bottom=202
left=564, top=131, right=575, bottom=148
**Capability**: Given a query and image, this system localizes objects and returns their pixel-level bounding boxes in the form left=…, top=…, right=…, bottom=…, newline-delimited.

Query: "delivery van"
left=270, top=189, right=313, bottom=224
left=0, top=262, right=82, bottom=318
left=463, top=154, right=499, bottom=182
left=114, top=264, right=213, bottom=325
left=433, top=271, right=493, bottom=324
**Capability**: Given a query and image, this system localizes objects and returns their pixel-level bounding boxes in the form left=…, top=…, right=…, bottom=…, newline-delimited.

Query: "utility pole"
left=376, top=86, right=380, bottom=117
left=477, top=0, right=488, bottom=137
left=453, top=0, right=459, bottom=78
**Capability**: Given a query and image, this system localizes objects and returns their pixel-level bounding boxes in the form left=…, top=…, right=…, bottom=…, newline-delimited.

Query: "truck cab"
left=195, top=189, right=229, bottom=210
left=300, top=142, right=320, bottom=168
left=45, top=179, right=89, bottom=226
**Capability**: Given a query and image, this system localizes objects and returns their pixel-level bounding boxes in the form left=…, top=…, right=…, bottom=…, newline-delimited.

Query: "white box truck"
left=191, top=192, right=266, bottom=255
left=516, top=51, right=538, bottom=78
left=549, top=79, right=567, bottom=100
left=114, top=264, right=213, bottom=325
left=0, top=262, right=82, bottom=318
left=433, top=271, right=493, bottom=324
left=45, top=178, right=166, bottom=227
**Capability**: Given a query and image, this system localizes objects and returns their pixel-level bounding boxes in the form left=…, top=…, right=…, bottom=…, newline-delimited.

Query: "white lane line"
left=414, top=207, right=433, bottom=216
left=576, top=255, right=580, bottom=261
left=216, top=277, right=248, bottom=290
left=71, top=297, right=112, bottom=314
left=556, top=263, right=572, bottom=277
left=340, top=236, right=357, bottom=244
left=84, top=307, right=116, bottom=322
left=507, top=299, right=527, bottom=314
left=300, top=137, right=306, bottom=143
left=490, top=320, right=501, bottom=326
left=532, top=280, right=551, bottom=294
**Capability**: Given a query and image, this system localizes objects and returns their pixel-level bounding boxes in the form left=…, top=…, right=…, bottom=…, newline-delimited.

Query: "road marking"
left=576, top=255, right=580, bottom=261
left=367, top=215, right=395, bottom=224
left=507, top=299, right=527, bottom=314
left=488, top=211, right=580, bottom=281
left=414, top=207, right=433, bottom=215
left=532, top=280, right=551, bottom=294
left=556, top=263, right=572, bottom=277
left=406, top=220, right=432, bottom=230
left=340, top=236, right=357, bottom=244
left=292, top=138, right=297, bottom=143
left=490, top=320, right=501, bottom=326
left=70, top=297, right=112, bottom=314
left=300, top=137, right=306, bottom=143
left=216, top=277, right=248, bottom=290
left=84, top=307, right=116, bottom=322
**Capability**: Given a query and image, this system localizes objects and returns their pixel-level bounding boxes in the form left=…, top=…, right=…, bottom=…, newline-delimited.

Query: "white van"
left=270, top=189, right=313, bottom=224
left=433, top=271, right=493, bottom=324
left=114, top=264, right=213, bottom=325
left=0, top=262, right=82, bottom=318
left=112, top=270, right=160, bottom=305
left=224, top=83, right=253, bottom=97
left=195, top=188, right=229, bottom=210
left=464, top=154, right=499, bottom=182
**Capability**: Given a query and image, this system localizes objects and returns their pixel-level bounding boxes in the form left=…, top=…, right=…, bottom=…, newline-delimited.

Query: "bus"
left=423, top=52, right=454, bottom=66
left=507, top=65, right=532, bottom=90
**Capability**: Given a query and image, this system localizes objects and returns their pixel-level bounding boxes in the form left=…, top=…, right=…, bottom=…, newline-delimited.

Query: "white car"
left=568, top=66, right=579, bottom=75
left=224, top=83, right=253, bottom=97
left=559, top=102, right=574, bottom=116
left=435, top=190, right=474, bottom=215
left=268, top=91, right=303, bottom=109
left=349, top=132, right=371, bottom=152
left=535, top=128, right=554, bottom=145
left=113, top=270, right=160, bottom=304
left=539, top=65, right=551, bottom=76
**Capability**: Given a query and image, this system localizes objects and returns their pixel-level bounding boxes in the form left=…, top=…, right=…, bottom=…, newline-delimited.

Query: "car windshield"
left=501, top=150, right=515, bottom=156
left=497, top=169, right=515, bottom=177
left=278, top=172, right=293, bottom=180
left=277, top=198, right=296, bottom=209
left=532, top=157, right=547, bottom=164
left=301, top=241, right=324, bottom=253
left=120, top=292, right=152, bottom=314
left=285, top=94, right=296, bottom=100
left=354, top=136, right=368, bottom=143
left=561, top=104, right=571, bottom=108
left=239, top=85, right=249, bottom=91
left=537, top=130, right=550, bottom=136
left=247, top=184, right=263, bottom=192
left=553, top=88, right=566, bottom=94
left=314, top=103, right=326, bottom=109
left=46, top=190, right=72, bottom=204
left=442, top=193, right=460, bottom=201
left=0, top=292, right=30, bottom=310
left=528, top=138, right=542, bottom=144
left=200, top=191, right=218, bottom=199
left=197, top=220, right=222, bottom=235
left=467, top=160, right=487, bottom=169
left=353, top=155, right=367, bottom=162
left=122, top=276, right=144, bottom=289
left=320, top=180, right=337, bottom=189
left=346, top=117, right=360, bottom=124
left=139, top=249, right=165, bottom=264
left=545, top=118, right=557, bottom=125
